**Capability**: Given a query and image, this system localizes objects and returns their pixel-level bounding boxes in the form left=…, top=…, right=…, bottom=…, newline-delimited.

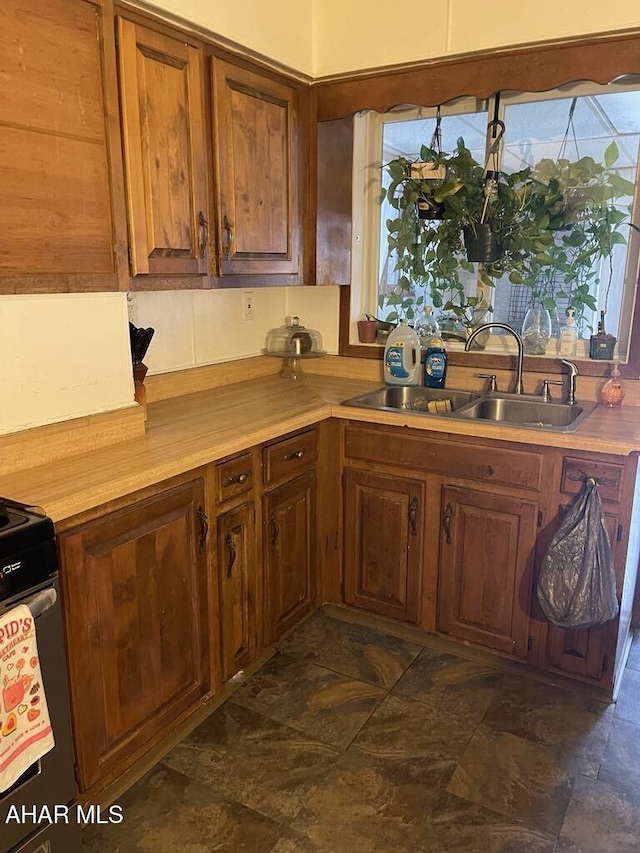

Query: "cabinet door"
left=546, top=624, right=610, bottom=681
left=0, top=0, right=127, bottom=292
left=437, top=485, right=538, bottom=657
left=117, top=18, right=208, bottom=278
left=343, top=469, right=424, bottom=623
left=217, top=501, right=258, bottom=681
left=59, top=479, right=210, bottom=792
left=212, top=59, right=300, bottom=276
left=544, top=507, right=620, bottom=680
left=263, top=472, right=315, bottom=644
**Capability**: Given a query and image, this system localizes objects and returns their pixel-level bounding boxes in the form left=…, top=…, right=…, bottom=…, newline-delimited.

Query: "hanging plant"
left=381, top=94, right=638, bottom=339
left=412, top=108, right=448, bottom=220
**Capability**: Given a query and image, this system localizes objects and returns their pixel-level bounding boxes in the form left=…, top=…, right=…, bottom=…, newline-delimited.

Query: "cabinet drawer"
left=561, top=456, right=625, bottom=504
left=215, top=453, right=254, bottom=503
left=263, top=429, right=318, bottom=485
left=345, top=426, right=543, bottom=492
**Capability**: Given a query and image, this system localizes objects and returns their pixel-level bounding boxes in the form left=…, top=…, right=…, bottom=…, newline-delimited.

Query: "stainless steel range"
left=0, top=499, right=81, bottom=853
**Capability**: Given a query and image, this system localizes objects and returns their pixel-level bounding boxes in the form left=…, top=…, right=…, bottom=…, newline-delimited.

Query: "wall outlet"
left=242, top=291, right=255, bottom=321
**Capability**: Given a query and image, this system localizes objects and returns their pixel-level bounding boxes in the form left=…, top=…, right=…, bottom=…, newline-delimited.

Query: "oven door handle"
left=23, top=588, right=57, bottom=619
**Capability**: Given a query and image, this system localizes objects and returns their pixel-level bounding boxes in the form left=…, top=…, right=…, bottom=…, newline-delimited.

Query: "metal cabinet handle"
left=269, top=511, right=280, bottom=546
left=285, top=449, right=305, bottom=461
left=196, top=506, right=209, bottom=552
left=408, top=496, right=419, bottom=537
left=442, top=502, right=453, bottom=544
left=222, top=471, right=250, bottom=487
left=197, top=211, right=209, bottom=259
left=222, top=215, right=233, bottom=261
left=225, top=534, right=236, bottom=578
left=567, top=471, right=619, bottom=487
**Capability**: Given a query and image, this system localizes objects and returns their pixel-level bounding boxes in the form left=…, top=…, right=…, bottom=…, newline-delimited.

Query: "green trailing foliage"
left=380, top=138, right=636, bottom=334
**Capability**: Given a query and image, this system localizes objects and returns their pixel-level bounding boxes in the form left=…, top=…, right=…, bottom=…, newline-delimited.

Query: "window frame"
left=315, top=30, right=640, bottom=379
left=355, top=84, right=640, bottom=360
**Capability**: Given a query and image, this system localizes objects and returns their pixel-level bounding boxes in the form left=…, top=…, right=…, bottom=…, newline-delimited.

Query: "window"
left=351, top=79, right=640, bottom=360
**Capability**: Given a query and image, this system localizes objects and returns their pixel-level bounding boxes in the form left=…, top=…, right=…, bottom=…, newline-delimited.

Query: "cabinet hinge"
left=602, top=654, right=608, bottom=673
left=537, top=510, right=543, bottom=528
left=127, top=245, right=133, bottom=266
left=617, top=524, right=623, bottom=542
left=527, top=636, right=533, bottom=652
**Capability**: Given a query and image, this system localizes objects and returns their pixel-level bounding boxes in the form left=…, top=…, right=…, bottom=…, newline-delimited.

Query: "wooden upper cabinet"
left=117, top=18, right=209, bottom=278
left=212, top=58, right=300, bottom=276
left=437, top=484, right=538, bottom=658
left=0, top=0, right=128, bottom=292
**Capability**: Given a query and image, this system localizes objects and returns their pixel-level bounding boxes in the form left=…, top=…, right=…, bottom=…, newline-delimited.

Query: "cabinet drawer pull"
left=197, top=211, right=209, bottom=259
left=408, top=496, right=419, bottom=537
left=442, top=502, right=453, bottom=544
left=222, top=214, right=233, bottom=261
left=269, top=512, right=280, bottom=546
left=225, top=534, right=236, bottom=578
left=222, top=471, right=250, bottom=487
left=285, top=449, right=305, bottom=461
left=196, top=506, right=209, bottom=552
left=567, top=471, right=619, bottom=488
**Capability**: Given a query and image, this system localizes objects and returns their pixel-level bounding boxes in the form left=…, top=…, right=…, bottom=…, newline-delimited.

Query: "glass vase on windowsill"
left=521, top=306, right=552, bottom=355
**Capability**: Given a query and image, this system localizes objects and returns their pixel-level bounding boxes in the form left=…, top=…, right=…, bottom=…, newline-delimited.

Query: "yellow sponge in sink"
left=426, top=399, right=452, bottom=413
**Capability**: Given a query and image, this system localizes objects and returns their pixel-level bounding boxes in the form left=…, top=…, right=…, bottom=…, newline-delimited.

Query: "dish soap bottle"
left=558, top=308, right=577, bottom=357
left=600, top=362, right=626, bottom=407
left=424, top=332, right=448, bottom=389
left=383, top=321, right=421, bottom=386
left=414, top=306, right=440, bottom=350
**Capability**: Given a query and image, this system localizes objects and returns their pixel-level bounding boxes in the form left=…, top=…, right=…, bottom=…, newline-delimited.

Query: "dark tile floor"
left=84, top=610, right=640, bottom=852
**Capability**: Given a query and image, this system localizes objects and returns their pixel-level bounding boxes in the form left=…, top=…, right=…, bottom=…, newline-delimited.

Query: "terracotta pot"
left=357, top=320, right=378, bottom=343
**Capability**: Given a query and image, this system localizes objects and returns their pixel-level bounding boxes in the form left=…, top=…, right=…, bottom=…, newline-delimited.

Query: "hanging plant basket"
left=416, top=195, right=446, bottom=220
left=463, top=225, right=503, bottom=263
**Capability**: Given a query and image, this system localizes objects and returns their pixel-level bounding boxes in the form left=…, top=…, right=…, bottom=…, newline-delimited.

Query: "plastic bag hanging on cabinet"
left=537, top=478, right=618, bottom=629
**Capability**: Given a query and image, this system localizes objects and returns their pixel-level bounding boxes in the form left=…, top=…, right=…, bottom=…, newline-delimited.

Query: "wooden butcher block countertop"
left=2, top=374, right=640, bottom=523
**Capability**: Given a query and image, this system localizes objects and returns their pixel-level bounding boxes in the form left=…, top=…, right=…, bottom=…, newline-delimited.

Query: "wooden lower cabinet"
left=437, top=484, right=538, bottom=658
left=263, top=471, right=316, bottom=644
left=542, top=495, right=626, bottom=681
left=546, top=623, right=610, bottom=680
left=343, top=468, right=424, bottom=623
left=217, top=501, right=258, bottom=681
left=59, top=478, right=210, bottom=792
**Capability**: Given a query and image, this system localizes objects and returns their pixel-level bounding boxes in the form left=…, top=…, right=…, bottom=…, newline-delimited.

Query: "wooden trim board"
left=0, top=405, right=145, bottom=476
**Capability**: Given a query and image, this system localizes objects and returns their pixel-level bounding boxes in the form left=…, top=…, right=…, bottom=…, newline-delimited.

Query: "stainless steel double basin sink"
left=341, top=385, right=596, bottom=433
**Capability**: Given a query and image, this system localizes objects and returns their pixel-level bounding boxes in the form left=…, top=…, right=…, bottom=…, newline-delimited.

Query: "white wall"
left=130, top=287, right=340, bottom=375
left=146, top=0, right=314, bottom=76
left=311, top=0, right=640, bottom=77
left=7, top=1, right=639, bottom=435
left=0, top=294, right=134, bottom=435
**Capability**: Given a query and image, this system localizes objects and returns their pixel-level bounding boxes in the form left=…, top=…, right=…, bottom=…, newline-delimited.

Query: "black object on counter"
left=129, top=323, right=155, bottom=365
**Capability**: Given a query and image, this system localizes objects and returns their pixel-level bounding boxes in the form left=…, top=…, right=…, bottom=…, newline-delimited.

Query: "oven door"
left=10, top=819, right=82, bottom=853
left=0, top=579, right=78, bottom=853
